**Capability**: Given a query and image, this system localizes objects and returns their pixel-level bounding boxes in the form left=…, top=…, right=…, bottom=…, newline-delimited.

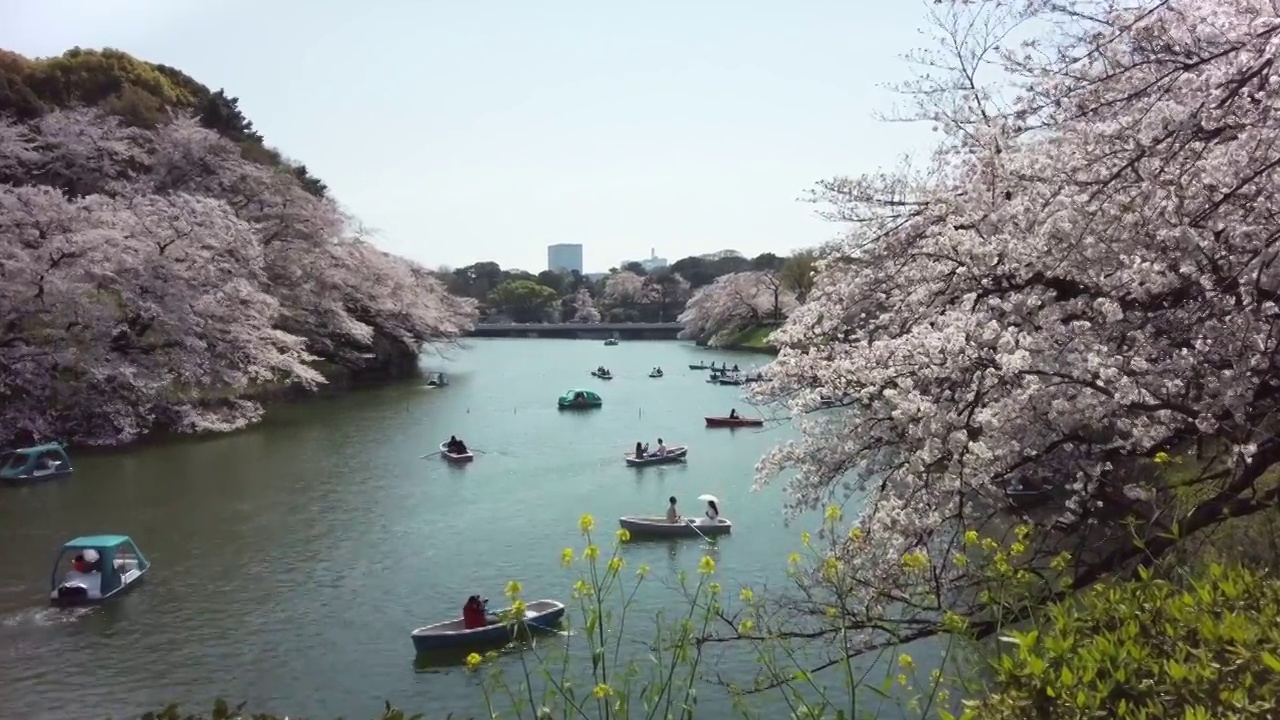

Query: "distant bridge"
left=468, top=322, right=686, bottom=340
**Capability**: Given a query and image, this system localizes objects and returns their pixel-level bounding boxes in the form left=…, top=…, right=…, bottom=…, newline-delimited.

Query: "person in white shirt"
left=665, top=496, right=680, bottom=523
left=705, top=500, right=720, bottom=521
left=655, top=438, right=667, bottom=456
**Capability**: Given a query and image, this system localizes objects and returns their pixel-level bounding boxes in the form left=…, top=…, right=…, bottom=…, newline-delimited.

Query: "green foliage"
left=972, top=563, right=1280, bottom=720
left=722, top=324, right=777, bottom=351
left=487, top=279, right=560, bottom=323
left=0, top=46, right=327, bottom=197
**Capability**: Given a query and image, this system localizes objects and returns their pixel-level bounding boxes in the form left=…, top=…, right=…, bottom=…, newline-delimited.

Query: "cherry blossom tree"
left=731, top=0, right=1280, bottom=670
left=678, top=270, right=796, bottom=345
left=0, top=108, right=477, bottom=446
left=569, top=288, right=601, bottom=323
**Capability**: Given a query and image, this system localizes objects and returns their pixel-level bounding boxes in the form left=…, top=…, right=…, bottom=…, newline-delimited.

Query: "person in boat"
left=634, top=441, right=644, bottom=459
left=641, top=442, right=650, bottom=456
left=705, top=500, right=720, bottom=521
left=666, top=496, right=680, bottom=523
left=446, top=435, right=465, bottom=453
left=72, top=553, right=89, bottom=574
left=81, top=548, right=103, bottom=573
left=728, top=408, right=739, bottom=419
left=654, top=438, right=667, bottom=457
left=463, top=595, right=490, bottom=629
left=732, top=364, right=739, bottom=371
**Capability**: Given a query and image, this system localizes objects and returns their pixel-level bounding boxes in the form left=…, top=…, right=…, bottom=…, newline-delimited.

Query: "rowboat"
left=439, top=442, right=474, bottom=463
left=625, top=446, right=688, bottom=466
left=50, top=535, right=150, bottom=607
left=604, top=339, right=619, bottom=346
left=619, top=516, right=732, bottom=539
left=704, top=416, right=764, bottom=428
left=591, top=371, right=614, bottom=380
left=649, top=371, right=663, bottom=378
left=688, top=363, right=712, bottom=370
left=410, top=599, right=566, bottom=653
left=1, top=442, right=74, bottom=484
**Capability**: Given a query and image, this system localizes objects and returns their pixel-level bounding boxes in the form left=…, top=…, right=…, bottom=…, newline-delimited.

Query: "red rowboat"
left=704, top=416, right=764, bottom=428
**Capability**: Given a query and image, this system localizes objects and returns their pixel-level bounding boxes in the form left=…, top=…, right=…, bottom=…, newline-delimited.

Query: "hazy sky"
left=1, top=0, right=937, bottom=273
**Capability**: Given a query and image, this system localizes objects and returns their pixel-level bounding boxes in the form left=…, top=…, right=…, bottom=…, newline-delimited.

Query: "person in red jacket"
left=463, top=595, right=489, bottom=629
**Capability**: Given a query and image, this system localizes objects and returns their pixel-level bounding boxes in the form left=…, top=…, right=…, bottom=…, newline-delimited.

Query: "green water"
left=0, top=339, right=845, bottom=720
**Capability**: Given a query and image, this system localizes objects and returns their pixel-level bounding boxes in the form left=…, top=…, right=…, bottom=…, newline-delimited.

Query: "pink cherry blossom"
left=0, top=109, right=476, bottom=446
left=745, top=0, right=1280, bottom=649
left=569, top=288, right=602, bottom=323
left=679, top=271, right=796, bottom=345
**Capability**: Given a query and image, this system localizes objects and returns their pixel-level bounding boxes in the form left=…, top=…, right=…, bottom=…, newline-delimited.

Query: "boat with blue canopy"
left=558, top=389, right=603, bottom=409
left=0, top=442, right=73, bottom=484
left=49, top=535, right=150, bottom=607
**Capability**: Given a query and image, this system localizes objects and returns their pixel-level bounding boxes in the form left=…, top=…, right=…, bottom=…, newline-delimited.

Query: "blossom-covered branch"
left=739, top=0, right=1280, bottom=667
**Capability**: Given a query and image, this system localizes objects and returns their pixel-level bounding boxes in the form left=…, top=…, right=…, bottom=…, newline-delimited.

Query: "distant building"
left=623, top=248, right=668, bottom=273
left=547, top=244, right=584, bottom=274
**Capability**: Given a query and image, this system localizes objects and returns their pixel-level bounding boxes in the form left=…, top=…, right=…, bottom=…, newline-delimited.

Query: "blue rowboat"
left=410, top=599, right=566, bottom=653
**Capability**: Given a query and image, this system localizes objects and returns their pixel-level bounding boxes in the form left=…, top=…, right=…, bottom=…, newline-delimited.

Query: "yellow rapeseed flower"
left=788, top=552, right=801, bottom=566
left=740, top=587, right=754, bottom=602
left=698, top=555, right=716, bottom=575
left=579, top=513, right=595, bottom=534
left=848, top=527, right=864, bottom=541
left=593, top=683, right=612, bottom=699
left=607, top=556, right=624, bottom=574
left=1153, top=451, right=1171, bottom=464
left=504, top=580, right=522, bottom=599
left=824, top=505, right=842, bottom=524
left=616, top=528, right=631, bottom=543
left=583, top=544, right=600, bottom=560
left=465, top=652, right=483, bottom=671
left=898, top=653, right=914, bottom=670
left=1010, top=541, right=1028, bottom=556
left=952, top=552, right=968, bottom=567
left=1014, top=524, right=1031, bottom=541
left=901, top=550, right=928, bottom=571
left=963, top=530, right=979, bottom=546
left=708, top=582, right=722, bottom=595
left=561, top=548, right=574, bottom=567
left=1050, top=552, right=1071, bottom=571
left=511, top=598, right=527, bottom=616
left=739, top=618, right=755, bottom=633
left=897, top=674, right=908, bottom=687
left=801, top=531, right=811, bottom=547
left=636, top=564, right=650, bottom=579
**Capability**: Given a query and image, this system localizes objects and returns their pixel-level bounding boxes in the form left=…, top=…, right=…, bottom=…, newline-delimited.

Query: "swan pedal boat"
left=619, top=516, right=732, bottom=539
left=410, top=599, right=566, bottom=652
left=439, top=442, right=475, bottom=463
left=704, top=416, right=764, bottom=428
left=625, top=446, right=688, bottom=466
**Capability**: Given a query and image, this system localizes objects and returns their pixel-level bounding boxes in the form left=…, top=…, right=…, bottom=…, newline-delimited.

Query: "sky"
left=0, top=0, right=938, bottom=273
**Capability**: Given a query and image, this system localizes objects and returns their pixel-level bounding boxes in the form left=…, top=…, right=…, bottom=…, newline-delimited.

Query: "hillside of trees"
left=0, top=48, right=477, bottom=447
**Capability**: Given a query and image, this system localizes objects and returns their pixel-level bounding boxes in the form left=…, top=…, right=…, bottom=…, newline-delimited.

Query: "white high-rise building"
left=547, top=243, right=584, bottom=274
left=623, top=248, right=668, bottom=272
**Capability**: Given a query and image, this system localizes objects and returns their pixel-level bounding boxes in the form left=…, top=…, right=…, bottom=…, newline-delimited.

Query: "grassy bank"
left=711, top=324, right=779, bottom=353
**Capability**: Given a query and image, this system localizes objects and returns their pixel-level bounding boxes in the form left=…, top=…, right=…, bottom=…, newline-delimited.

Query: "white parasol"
left=697, top=494, right=719, bottom=504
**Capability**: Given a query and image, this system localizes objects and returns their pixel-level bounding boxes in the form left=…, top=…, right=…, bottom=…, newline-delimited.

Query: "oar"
left=684, top=518, right=712, bottom=543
